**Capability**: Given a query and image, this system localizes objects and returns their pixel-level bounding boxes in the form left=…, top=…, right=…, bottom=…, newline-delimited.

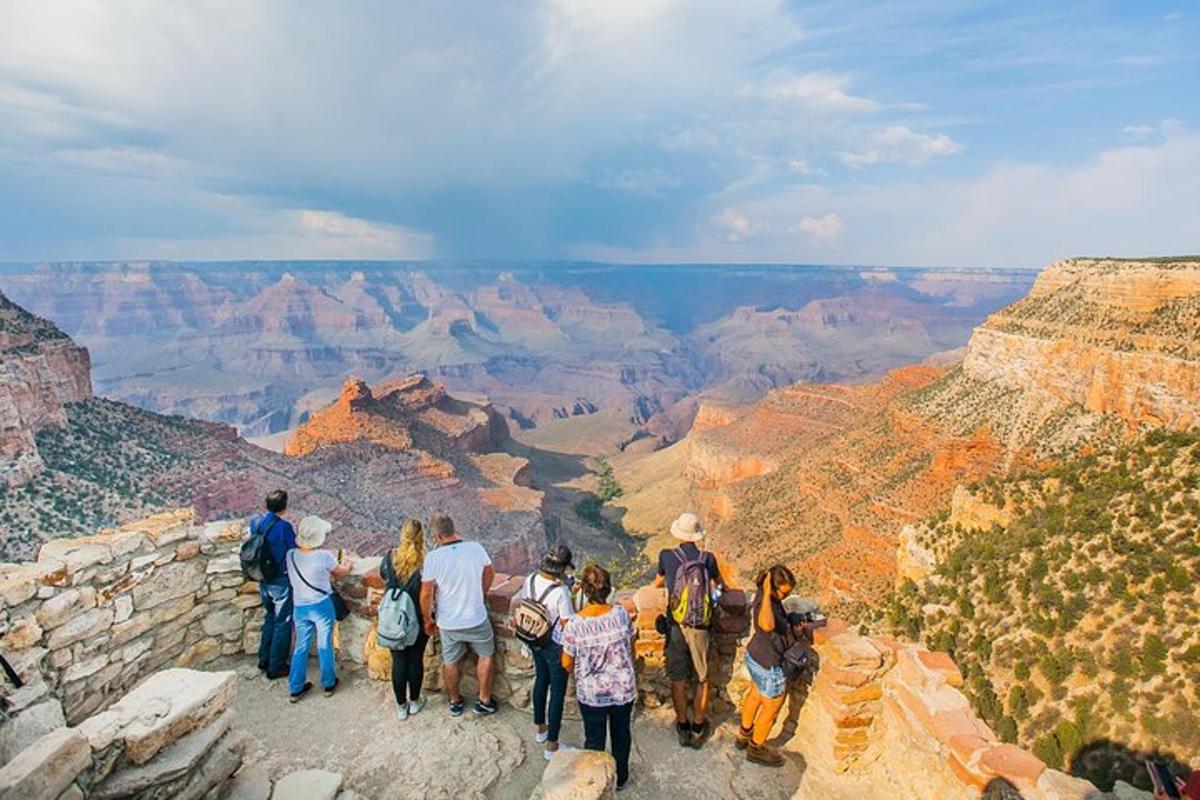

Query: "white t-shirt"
left=422, top=540, right=492, bottom=630
left=516, top=573, right=576, bottom=645
left=287, top=549, right=338, bottom=607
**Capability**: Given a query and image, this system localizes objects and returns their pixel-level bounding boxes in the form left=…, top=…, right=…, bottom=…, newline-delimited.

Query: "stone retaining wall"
left=1, top=512, right=1106, bottom=799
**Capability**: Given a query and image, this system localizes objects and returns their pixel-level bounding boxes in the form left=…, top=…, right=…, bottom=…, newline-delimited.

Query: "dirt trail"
left=223, top=658, right=863, bottom=800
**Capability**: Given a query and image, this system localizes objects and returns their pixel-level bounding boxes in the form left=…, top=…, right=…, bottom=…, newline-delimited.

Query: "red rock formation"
left=0, top=292, right=92, bottom=486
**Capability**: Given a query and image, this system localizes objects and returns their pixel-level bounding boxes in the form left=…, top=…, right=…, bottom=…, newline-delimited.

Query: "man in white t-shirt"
left=420, top=515, right=497, bottom=717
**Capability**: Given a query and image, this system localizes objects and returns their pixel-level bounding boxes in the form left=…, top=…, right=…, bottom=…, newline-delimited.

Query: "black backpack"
left=240, top=515, right=279, bottom=582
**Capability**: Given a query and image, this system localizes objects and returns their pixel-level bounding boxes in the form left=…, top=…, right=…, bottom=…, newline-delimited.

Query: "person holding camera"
left=736, top=564, right=797, bottom=767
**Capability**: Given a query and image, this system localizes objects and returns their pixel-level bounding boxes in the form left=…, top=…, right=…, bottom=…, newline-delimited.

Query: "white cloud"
left=575, top=127, right=1200, bottom=267
left=115, top=203, right=433, bottom=261
left=792, top=213, right=844, bottom=241
left=711, top=208, right=767, bottom=242
left=841, top=125, right=964, bottom=168
left=753, top=71, right=879, bottom=114
left=1122, top=124, right=1157, bottom=141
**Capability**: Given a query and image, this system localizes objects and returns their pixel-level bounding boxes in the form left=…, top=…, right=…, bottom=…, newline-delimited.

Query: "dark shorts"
left=665, top=624, right=710, bottom=682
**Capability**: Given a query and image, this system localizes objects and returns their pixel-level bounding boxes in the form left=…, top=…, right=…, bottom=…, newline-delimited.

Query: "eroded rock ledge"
left=0, top=511, right=1114, bottom=799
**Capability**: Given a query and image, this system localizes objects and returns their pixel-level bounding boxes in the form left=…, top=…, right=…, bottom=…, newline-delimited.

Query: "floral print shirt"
left=561, top=605, right=636, bottom=707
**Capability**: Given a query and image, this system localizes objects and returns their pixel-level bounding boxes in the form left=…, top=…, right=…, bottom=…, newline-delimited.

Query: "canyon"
left=0, top=261, right=1033, bottom=439
left=0, top=291, right=545, bottom=569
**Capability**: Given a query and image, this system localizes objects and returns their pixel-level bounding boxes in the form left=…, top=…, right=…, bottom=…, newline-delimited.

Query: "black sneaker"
left=323, top=678, right=339, bottom=697
left=676, top=722, right=692, bottom=747
left=289, top=682, right=313, bottom=703
left=689, top=720, right=710, bottom=748
left=473, top=698, right=499, bottom=716
left=449, top=699, right=464, bottom=717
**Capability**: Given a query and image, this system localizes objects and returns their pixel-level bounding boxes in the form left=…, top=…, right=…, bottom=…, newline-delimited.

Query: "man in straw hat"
left=654, top=512, right=737, bottom=749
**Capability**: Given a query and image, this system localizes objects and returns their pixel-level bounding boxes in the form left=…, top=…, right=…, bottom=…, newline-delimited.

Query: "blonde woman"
left=286, top=515, right=350, bottom=702
left=380, top=519, right=430, bottom=719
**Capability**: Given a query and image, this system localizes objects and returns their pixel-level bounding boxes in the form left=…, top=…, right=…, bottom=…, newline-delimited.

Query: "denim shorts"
left=744, top=652, right=787, bottom=699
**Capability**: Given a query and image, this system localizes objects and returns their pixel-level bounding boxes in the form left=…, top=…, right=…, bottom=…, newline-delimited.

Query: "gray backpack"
left=377, top=551, right=421, bottom=649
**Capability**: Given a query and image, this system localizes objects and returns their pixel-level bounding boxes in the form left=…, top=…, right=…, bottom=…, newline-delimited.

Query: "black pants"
left=531, top=642, right=568, bottom=742
left=580, top=701, right=633, bottom=787
left=390, top=632, right=429, bottom=705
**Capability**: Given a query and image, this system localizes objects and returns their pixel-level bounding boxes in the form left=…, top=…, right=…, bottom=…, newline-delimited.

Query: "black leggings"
left=390, top=632, right=429, bottom=705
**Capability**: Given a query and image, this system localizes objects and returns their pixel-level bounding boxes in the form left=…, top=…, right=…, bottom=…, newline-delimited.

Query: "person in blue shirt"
left=254, top=489, right=297, bottom=678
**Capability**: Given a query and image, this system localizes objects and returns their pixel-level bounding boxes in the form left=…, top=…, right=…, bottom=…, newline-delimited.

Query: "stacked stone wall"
left=1, top=511, right=1105, bottom=800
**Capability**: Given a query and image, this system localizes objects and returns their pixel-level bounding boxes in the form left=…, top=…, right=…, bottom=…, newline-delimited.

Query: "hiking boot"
left=474, top=698, right=499, bottom=716
left=676, top=722, right=692, bottom=747
left=747, top=743, right=784, bottom=767
left=407, top=697, right=427, bottom=716
left=689, top=720, right=710, bottom=748
left=323, top=679, right=339, bottom=697
left=289, top=682, right=313, bottom=703
left=735, top=725, right=753, bottom=750
left=449, top=699, right=464, bottom=717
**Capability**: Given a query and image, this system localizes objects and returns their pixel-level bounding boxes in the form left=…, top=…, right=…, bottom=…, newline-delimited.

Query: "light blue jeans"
left=288, top=596, right=337, bottom=695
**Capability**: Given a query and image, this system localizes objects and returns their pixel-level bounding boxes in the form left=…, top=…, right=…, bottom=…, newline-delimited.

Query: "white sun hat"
left=295, top=515, right=333, bottom=549
left=669, top=512, right=705, bottom=543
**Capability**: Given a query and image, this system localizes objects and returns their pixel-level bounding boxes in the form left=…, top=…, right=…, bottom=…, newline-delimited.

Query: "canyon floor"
left=221, top=656, right=866, bottom=800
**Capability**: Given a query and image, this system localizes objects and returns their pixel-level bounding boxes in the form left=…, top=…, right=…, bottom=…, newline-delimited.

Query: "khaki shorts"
left=439, top=621, right=496, bottom=664
left=665, top=624, right=710, bottom=682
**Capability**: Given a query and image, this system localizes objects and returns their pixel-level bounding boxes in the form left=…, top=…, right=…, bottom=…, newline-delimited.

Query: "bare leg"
left=671, top=680, right=690, bottom=724
left=693, top=680, right=710, bottom=725
left=444, top=660, right=462, bottom=703
left=741, top=685, right=763, bottom=731
left=477, top=655, right=495, bottom=703
left=752, top=694, right=788, bottom=746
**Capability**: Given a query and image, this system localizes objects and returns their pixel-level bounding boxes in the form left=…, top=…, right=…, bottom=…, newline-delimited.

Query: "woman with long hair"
left=736, top=563, right=797, bottom=767
left=561, top=564, right=637, bottom=791
left=381, top=518, right=430, bottom=719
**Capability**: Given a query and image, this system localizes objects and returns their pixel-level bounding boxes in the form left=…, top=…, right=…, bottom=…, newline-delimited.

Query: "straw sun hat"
left=669, top=512, right=705, bottom=543
left=295, top=515, right=333, bottom=549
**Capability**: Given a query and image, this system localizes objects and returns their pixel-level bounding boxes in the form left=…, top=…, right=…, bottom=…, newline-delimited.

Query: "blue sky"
left=1, top=1, right=1197, bottom=267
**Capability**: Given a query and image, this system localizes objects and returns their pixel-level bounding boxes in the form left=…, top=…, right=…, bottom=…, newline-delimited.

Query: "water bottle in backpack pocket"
left=669, top=547, right=714, bottom=629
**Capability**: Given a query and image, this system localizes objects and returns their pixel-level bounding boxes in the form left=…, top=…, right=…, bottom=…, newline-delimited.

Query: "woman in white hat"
left=286, top=515, right=350, bottom=702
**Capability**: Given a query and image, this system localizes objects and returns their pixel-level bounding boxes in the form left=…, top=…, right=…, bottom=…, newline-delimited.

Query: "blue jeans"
left=258, top=582, right=293, bottom=675
left=289, top=597, right=337, bottom=694
left=531, top=642, right=568, bottom=743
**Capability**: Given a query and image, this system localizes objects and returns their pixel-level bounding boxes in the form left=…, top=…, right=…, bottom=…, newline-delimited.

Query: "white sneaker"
left=407, top=697, right=427, bottom=716
left=396, top=703, right=409, bottom=721
left=543, top=743, right=576, bottom=761
left=535, top=729, right=549, bottom=744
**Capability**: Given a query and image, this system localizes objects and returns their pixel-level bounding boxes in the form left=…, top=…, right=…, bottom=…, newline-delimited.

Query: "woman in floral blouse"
left=561, top=564, right=637, bottom=791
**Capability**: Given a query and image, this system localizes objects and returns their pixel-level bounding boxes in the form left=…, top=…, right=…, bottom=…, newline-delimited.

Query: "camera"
left=786, top=609, right=828, bottom=629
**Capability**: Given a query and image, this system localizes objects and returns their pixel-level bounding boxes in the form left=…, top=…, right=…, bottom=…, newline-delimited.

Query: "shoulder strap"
left=675, top=546, right=703, bottom=569
left=288, top=551, right=329, bottom=596
left=255, top=516, right=278, bottom=539
left=534, top=575, right=560, bottom=605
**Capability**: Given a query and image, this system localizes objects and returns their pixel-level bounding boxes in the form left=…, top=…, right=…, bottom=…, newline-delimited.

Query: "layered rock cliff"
left=0, top=292, right=92, bottom=487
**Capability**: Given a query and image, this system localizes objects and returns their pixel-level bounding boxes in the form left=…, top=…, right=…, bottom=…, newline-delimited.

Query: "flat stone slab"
left=91, top=710, right=235, bottom=799
left=224, top=766, right=272, bottom=800
left=85, top=668, right=237, bottom=765
left=0, top=727, right=91, bottom=800
left=537, top=750, right=616, bottom=800
left=272, top=769, right=343, bottom=800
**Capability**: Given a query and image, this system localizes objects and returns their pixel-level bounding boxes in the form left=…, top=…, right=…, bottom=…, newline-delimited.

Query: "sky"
left=1, top=1, right=1197, bottom=267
